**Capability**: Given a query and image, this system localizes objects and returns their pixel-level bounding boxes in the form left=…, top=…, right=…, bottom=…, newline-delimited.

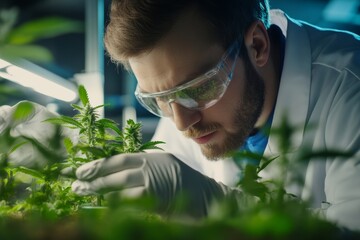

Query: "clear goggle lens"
left=135, top=42, right=239, bottom=117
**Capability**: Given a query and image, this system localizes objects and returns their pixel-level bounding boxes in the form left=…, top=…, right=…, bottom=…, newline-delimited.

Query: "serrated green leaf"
left=63, top=137, right=74, bottom=153
left=96, top=118, right=122, bottom=136
left=239, top=165, right=269, bottom=201
left=12, top=101, right=34, bottom=121
left=139, top=141, right=165, bottom=151
left=50, top=163, right=61, bottom=172
left=93, top=104, right=106, bottom=110
left=58, top=162, right=72, bottom=169
left=257, top=156, right=279, bottom=174
left=70, top=103, right=84, bottom=111
left=15, top=166, right=45, bottom=180
left=45, top=116, right=83, bottom=129
left=126, top=119, right=136, bottom=125
left=241, top=180, right=269, bottom=201
left=77, top=146, right=107, bottom=158
left=102, top=134, right=117, bottom=141
left=78, top=85, right=90, bottom=106
left=73, top=113, right=84, bottom=120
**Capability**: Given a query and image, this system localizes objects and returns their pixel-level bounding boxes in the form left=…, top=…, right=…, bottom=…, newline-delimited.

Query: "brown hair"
left=104, top=0, right=270, bottom=68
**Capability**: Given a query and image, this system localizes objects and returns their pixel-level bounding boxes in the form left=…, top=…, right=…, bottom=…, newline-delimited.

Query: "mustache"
left=183, top=122, right=221, bottom=138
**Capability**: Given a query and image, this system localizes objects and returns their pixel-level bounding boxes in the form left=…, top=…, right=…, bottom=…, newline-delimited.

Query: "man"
left=1, top=0, right=359, bottom=231
left=71, top=0, right=360, bottom=230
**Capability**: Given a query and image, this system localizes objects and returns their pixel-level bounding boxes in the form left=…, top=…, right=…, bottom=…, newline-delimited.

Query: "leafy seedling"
left=45, top=85, right=164, bottom=206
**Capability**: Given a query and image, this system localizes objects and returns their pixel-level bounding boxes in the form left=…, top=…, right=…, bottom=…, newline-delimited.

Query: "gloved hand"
left=0, top=101, right=76, bottom=167
left=72, top=152, right=252, bottom=218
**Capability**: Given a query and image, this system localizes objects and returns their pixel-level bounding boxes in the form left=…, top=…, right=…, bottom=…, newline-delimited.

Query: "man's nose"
left=170, top=103, right=201, bottom=131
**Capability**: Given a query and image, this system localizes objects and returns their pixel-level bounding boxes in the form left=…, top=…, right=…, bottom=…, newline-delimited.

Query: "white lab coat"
left=152, top=10, right=360, bottom=230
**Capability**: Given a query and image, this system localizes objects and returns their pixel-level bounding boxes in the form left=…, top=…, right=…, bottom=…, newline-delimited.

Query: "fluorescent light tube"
left=0, top=58, right=77, bottom=102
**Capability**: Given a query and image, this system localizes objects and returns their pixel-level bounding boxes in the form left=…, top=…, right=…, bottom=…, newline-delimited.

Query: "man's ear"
left=243, top=21, right=270, bottom=67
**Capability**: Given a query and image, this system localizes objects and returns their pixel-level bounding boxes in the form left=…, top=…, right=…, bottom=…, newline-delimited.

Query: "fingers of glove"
left=60, top=166, right=76, bottom=178
left=72, top=168, right=145, bottom=195
left=72, top=181, right=97, bottom=196
left=75, top=154, right=145, bottom=181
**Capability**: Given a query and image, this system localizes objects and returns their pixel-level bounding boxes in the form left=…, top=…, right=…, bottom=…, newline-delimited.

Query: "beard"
left=184, top=53, right=265, bottom=160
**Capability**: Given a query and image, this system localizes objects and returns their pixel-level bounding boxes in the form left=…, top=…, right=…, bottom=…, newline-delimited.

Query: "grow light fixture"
left=0, top=58, right=77, bottom=102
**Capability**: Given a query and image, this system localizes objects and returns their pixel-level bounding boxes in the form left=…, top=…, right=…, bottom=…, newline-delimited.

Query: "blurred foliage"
left=0, top=91, right=359, bottom=239
left=0, top=7, right=83, bottom=62
left=0, top=101, right=93, bottom=218
left=0, top=86, right=163, bottom=217
left=0, top=196, right=356, bottom=240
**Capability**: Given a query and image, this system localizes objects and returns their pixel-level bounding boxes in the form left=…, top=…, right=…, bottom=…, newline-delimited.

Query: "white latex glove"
left=72, top=152, right=250, bottom=218
left=0, top=101, right=77, bottom=167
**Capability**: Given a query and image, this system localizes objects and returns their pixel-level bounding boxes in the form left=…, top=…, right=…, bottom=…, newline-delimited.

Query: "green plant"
left=0, top=128, right=26, bottom=204
left=0, top=102, right=90, bottom=218
left=233, top=116, right=355, bottom=206
left=46, top=85, right=164, bottom=168
left=1, top=88, right=359, bottom=239
left=0, top=102, right=34, bottom=209
left=45, top=85, right=164, bottom=206
left=0, top=86, right=163, bottom=218
left=218, top=115, right=358, bottom=238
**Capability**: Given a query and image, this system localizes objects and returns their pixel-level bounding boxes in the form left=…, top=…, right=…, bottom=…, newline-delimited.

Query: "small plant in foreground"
left=0, top=86, right=163, bottom=217
left=45, top=85, right=164, bottom=207
left=46, top=85, right=164, bottom=169
left=1, top=87, right=359, bottom=239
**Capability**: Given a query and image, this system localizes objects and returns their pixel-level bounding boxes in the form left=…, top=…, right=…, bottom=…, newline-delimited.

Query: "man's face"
left=129, top=8, right=265, bottom=160
left=183, top=55, right=265, bottom=160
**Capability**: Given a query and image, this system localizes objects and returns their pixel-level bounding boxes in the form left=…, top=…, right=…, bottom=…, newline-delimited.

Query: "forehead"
left=129, top=7, right=224, bottom=93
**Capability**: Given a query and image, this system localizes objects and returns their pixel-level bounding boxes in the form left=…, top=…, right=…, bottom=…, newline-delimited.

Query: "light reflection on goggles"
left=135, top=41, right=240, bottom=117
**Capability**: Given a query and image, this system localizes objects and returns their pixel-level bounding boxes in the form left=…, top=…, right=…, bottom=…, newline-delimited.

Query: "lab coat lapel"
left=265, top=15, right=312, bottom=156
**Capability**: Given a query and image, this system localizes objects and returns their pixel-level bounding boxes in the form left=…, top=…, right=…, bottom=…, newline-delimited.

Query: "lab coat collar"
left=265, top=12, right=311, bottom=155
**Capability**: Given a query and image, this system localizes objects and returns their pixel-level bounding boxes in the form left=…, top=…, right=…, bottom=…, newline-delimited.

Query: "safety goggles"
left=134, top=41, right=240, bottom=117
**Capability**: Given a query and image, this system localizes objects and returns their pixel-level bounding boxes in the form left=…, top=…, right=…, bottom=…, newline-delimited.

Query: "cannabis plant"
left=46, top=85, right=163, bottom=169
left=0, top=102, right=35, bottom=214
left=0, top=85, right=163, bottom=218
left=0, top=128, right=25, bottom=206
left=0, top=101, right=89, bottom=217
left=45, top=85, right=163, bottom=206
